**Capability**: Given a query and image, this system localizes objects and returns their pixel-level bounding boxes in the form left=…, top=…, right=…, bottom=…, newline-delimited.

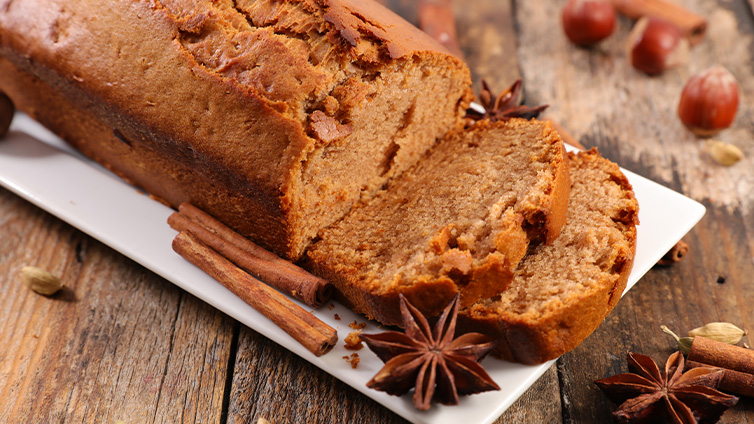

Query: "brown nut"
left=0, top=92, right=14, bottom=138
left=562, top=0, right=616, bottom=47
left=678, top=66, right=740, bottom=136
left=628, top=17, right=689, bottom=75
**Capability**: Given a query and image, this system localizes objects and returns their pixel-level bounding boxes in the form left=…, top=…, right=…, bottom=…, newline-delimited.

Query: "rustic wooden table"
left=1, top=0, right=752, bottom=422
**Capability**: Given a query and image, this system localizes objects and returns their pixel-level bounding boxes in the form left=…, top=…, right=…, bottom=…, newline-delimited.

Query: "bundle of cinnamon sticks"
left=169, top=203, right=337, bottom=357
left=687, top=336, right=754, bottom=398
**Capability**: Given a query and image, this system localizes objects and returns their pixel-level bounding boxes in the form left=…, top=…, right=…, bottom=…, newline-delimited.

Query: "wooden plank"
left=0, top=190, right=234, bottom=424
left=226, top=327, right=408, bottom=423
left=454, top=0, right=521, bottom=90
left=495, top=364, right=562, bottom=423
left=151, top=297, right=235, bottom=423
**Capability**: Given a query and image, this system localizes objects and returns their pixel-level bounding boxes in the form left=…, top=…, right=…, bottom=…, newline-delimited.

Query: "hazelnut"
left=628, top=17, right=689, bottom=75
left=561, top=0, right=616, bottom=47
left=678, top=66, right=740, bottom=136
left=0, top=92, right=14, bottom=138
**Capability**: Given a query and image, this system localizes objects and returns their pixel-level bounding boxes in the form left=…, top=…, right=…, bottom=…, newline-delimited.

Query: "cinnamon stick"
left=418, top=0, right=465, bottom=60
left=688, top=336, right=754, bottom=375
left=686, top=360, right=754, bottom=398
left=611, top=0, right=707, bottom=45
left=173, top=231, right=337, bottom=356
left=169, top=203, right=332, bottom=307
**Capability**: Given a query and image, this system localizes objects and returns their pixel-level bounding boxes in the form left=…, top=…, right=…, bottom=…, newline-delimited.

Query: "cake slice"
left=306, top=119, right=571, bottom=325
left=458, top=149, right=639, bottom=364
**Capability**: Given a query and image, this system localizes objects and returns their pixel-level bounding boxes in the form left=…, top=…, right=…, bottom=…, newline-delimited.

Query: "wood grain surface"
left=1, top=0, right=753, bottom=423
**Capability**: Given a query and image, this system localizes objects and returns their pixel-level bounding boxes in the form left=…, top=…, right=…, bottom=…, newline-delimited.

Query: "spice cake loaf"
left=458, top=149, right=639, bottom=364
left=306, top=119, right=571, bottom=325
left=0, top=0, right=472, bottom=259
left=0, top=0, right=639, bottom=366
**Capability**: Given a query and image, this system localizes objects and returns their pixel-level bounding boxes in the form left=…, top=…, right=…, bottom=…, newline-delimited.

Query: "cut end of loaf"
left=288, top=56, right=473, bottom=259
left=459, top=149, right=639, bottom=364
left=306, top=119, right=570, bottom=325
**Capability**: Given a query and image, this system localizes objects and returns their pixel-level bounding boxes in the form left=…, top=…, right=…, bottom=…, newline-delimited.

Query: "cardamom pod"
left=707, top=140, right=744, bottom=166
left=688, top=322, right=747, bottom=345
left=662, top=323, right=748, bottom=354
left=661, top=325, right=693, bottom=354
left=21, top=266, right=63, bottom=295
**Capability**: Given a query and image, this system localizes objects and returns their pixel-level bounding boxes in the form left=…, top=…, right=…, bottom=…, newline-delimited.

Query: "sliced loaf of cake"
left=306, top=119, right=571, bottom=325
left=458, top=149, right=639, bottom=364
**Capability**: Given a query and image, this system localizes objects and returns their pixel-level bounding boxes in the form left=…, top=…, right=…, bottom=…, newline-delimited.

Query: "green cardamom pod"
left=661, top=325, right=693, bottom=354
left=688, top=322, right=747, bottom=345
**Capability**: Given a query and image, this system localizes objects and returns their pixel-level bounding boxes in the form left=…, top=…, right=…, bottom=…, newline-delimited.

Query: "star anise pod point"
left=360, top=293, right=500, bottom=411
left=465, top=79, right=548, bottom=124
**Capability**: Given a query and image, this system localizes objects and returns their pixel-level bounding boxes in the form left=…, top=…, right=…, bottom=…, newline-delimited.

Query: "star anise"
left=360, top=294, right=500, bottom=411
left=595, top=351, right=738, bottom=424
left=465, top=79, right=548, bottom=123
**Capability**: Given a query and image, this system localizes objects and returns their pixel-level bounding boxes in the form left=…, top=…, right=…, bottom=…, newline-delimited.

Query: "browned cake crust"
left=458, top=149, right=639, bottom=365
left=0, top=0, right=472, bottom=259
left=306, top=119, right=571, bottom=325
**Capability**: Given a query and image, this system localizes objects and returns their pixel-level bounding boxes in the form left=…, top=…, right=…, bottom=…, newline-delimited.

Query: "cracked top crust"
left=159, top=0, right=457, bottom=124
left=0, top=0, right=464, bottom=145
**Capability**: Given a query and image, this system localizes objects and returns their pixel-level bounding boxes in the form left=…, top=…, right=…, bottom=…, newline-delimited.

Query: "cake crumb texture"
left=307, top=119, right=571, bottom=325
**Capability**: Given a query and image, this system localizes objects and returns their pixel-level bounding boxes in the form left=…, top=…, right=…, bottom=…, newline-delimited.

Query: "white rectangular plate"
left=0, top=113, right=705, bottom=424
